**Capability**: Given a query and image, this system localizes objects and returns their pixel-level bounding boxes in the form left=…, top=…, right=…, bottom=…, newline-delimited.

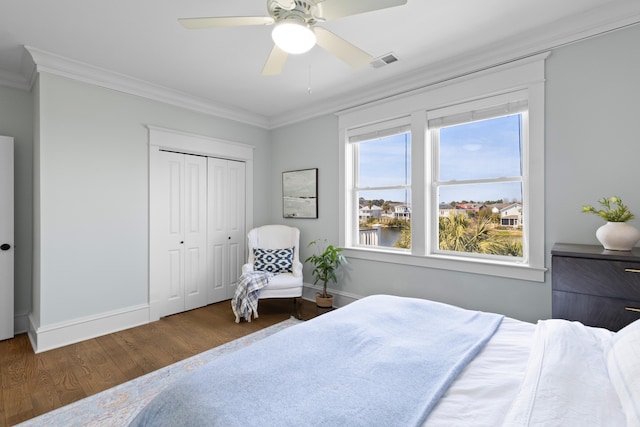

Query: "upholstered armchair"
left=242, top=225, right=303, bottom=310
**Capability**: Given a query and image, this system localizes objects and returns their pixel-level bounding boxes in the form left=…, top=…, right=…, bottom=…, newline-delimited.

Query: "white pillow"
left=606, top=319, right=640, bottom=427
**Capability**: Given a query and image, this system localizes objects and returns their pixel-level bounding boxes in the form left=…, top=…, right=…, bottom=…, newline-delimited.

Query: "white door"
left=155, top=151, right=208, bottom=317
left=0, top=136, right=14, bottom=340
left=208, top=158, right=246, bottom=302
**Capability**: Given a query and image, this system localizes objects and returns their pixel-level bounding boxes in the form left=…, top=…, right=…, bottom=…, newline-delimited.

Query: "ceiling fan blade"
left=315, top=0, right=407, bottom=20
left=262, top=45, right=288, bottom=75
left=178, top=16, right=274, bottom=29
left=314, top=27, right=373, bottom=69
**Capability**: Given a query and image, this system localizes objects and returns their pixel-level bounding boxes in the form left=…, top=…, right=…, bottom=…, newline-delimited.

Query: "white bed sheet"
left=424, top=316, right=626, bottom=427
left=424, top=317, right=535, bottom=426
left=503, top=319, right=624, bottom=426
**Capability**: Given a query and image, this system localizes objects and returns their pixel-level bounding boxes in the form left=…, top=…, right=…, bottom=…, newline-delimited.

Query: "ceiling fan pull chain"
left=307, top=60, right=313, bottom=95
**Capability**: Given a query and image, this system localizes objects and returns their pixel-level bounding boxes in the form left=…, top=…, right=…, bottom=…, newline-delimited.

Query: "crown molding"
left=268, top=0, right=640, bottom=128
left=22, top=46, right=271, bottom=129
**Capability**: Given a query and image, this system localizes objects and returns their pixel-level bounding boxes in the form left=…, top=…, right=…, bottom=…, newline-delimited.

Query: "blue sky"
left=358, top=114, right=523, bottom=204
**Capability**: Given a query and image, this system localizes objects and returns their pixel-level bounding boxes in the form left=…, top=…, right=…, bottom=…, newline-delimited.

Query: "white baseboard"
left=28, top=304, right=150, bottom=353
left=24, top=288, right=353, bottom=353
left=302, top=283, right=361, bottom=308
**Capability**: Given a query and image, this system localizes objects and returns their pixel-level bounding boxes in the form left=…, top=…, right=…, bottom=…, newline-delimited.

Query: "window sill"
left=343, top=247, right=547, bottom=282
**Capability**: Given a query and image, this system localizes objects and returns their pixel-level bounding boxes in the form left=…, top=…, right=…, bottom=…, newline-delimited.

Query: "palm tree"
left=439, top=213, right=470, bottom=251
left=467, top=217, right=494, bottom=253
left=438, top=214, right=523, bottom=257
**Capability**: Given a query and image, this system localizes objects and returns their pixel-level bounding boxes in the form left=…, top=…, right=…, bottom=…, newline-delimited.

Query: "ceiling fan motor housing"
left=268, top=0, right=319, bottom=26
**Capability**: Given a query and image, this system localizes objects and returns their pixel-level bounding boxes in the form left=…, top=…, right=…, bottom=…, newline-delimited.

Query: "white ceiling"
left=1, top=0, right=639, bottom=128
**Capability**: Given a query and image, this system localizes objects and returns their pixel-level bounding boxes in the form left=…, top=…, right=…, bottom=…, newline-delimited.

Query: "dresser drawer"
left=552, top=256, right=640, bottom=300
left=552, top=290, right=640, bottom=331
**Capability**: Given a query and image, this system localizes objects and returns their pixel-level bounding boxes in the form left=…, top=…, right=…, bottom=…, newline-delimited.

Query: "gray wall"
left=546, top=25, right=640, bottom=245
left=0, top=85, right=33, bottom=330
left=269, top=115, right=339, bottom=248
left=268, top=24, right=640, bottom=323
left=33, top=73, right=270, bottom=326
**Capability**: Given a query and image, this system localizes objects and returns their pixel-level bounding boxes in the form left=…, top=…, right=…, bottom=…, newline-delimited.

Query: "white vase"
left=596, top=222, right=640, bottom=251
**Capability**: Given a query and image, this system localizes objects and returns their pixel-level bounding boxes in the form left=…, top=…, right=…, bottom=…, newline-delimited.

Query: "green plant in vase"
left=305, top=239, right=347, bottom=307
left=582, top=196, right=640, bottom=251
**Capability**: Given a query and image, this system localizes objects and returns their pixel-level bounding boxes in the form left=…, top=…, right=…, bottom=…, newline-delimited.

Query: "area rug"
left=17, top=317, right=302, bottom=427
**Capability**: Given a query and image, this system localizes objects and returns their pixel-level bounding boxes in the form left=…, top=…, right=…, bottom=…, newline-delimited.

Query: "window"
left=429, top=95, right=528, bottom=261
left=339, top=54, right=547, bottom=282
left=349, top=121, right=411, bottom=249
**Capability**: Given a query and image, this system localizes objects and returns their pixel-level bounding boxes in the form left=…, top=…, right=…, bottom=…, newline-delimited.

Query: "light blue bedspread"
left=129, top=295, right=503, bottom=427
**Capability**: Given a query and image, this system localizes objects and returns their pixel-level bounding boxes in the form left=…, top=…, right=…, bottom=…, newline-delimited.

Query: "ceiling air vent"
left=371, top=53, right=399, bottom=69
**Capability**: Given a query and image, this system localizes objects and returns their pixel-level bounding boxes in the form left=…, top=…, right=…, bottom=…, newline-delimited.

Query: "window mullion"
left=351, top=142, right=360, bottom=246
left=426, top=128, right=439, bottom=255
left=355, top=184, right=411, bottom=192
left=410, top=111, right=426, bottom=256
left=436, top=176, right=523, bottom=186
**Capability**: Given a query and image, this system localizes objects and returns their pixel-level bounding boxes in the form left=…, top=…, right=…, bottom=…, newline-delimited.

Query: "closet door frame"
left=148, top=126, right=254, bottom=322
left=0, top=136, right=14, bottom=340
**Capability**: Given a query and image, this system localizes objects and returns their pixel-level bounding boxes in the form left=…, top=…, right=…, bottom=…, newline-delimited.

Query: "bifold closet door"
left=156, top=151, right=208, bottom=317
left=0, top=136, right=14, bottom=340
left=208, top=158, right=246, bottom=303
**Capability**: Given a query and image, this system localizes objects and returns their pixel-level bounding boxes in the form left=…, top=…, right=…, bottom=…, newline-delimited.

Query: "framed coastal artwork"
left=282, top=168, right=318, bottom=219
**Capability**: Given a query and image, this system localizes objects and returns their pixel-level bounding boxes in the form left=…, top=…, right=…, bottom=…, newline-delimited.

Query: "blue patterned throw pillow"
left=253, top=247, right=294, bottom=273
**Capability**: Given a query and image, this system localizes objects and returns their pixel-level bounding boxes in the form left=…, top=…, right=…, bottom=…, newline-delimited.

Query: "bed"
left=129, top=295, right=639, bottom=426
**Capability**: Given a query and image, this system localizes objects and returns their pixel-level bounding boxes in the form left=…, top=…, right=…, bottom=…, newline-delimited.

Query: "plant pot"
left=596, top=222, right=640, bottom=251
left=316, top=293, right=334, bottom=308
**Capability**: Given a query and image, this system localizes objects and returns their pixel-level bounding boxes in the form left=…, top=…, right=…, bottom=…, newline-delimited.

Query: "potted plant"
left=582, top=196, right=640, bottom=251
left=305, top=239, right=347, bottom=308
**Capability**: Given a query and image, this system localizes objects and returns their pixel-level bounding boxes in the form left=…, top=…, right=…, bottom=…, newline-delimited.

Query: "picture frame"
left=282, top=168, right=318, bottom=219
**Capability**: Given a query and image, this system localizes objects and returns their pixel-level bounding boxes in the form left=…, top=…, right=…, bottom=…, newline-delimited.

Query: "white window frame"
left=337, top=54, right=548, bottom=282
left=428, top=91, right=529, bottom=262
left=347, top=117, right=412, bottom=250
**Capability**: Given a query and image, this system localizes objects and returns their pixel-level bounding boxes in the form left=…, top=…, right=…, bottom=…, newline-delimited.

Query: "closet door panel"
left=167, top=249, right=182, bottom=300
left=226, top=161, right=246, bottom=298
left=154, top=151, right=208, bottom=316
left=227, top=162, right=242, bottom=232
left=208, top=158, right=229, bottom=303
left=207, top=158, right=246, bottom=303
left=184, top=155, right=207, bottom=311
left=167, top=159, right=183, bottom=235
left=211, top=243, right=225, bottom=296
left=157, top=151, right=186, bottom=317
left=184, top=247, right=202, bottom=297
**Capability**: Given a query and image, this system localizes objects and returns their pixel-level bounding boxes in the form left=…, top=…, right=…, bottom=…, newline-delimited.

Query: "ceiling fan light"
left=271, top=20, right=316, bottom=54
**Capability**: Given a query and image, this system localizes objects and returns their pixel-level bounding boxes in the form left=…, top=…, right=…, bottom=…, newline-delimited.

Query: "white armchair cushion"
left=253, top=247, right=294, bottom=273
left=242, top=225, right=303, bottom=300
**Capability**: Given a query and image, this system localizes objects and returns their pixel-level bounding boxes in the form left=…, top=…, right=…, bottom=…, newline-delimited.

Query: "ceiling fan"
left=178, top=0, right=407, bottom=75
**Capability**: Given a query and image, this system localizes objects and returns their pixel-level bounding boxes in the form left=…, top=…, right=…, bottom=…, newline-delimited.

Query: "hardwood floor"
left=0, top=298, right=319, bottom=427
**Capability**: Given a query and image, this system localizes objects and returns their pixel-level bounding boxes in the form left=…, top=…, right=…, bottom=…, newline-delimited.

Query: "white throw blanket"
left=231, top=271, right=272, bottom=323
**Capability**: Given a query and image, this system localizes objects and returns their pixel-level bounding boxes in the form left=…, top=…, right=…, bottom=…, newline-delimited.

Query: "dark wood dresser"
left=551, top=243, right=640, bottom=331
